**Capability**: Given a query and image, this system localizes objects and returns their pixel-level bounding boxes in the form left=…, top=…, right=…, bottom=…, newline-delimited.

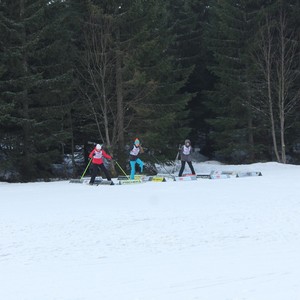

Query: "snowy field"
left=1, top=162, right=300, bottom=300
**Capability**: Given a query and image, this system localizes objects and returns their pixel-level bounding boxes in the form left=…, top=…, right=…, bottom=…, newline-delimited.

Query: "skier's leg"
left=178, top=161, right=186, bottom=177
left=89, top=163, right=98, bottom=184
left=187, top=161, right=196, bottom=175
left=99, top=164, right=112, bottom=181
left=136, top=158, right=144, bottom=173
left=130, top=161, right=136, bottom=179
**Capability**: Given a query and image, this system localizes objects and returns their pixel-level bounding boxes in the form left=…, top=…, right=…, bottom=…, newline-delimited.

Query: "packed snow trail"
left=1, top=162, right=300, bottom=300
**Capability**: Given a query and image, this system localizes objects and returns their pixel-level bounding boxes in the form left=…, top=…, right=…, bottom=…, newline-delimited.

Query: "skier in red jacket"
left=88, top=144, right=113, bottom=185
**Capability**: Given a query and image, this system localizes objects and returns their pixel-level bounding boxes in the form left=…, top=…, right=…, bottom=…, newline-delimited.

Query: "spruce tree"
left=125, top=0, right=194, bottom=158
left=167, top=0, right=211, bottom=152
left=204, top=0, right=266, bottom=162
left=0, top=0, right=75, bottom=181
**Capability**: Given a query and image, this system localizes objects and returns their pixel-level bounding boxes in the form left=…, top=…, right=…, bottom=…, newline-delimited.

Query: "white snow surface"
left=1, top=162, right=300, bottom=300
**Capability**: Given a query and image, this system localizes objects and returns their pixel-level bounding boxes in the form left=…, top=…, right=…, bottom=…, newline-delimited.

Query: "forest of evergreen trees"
left=0, top=0, right=299, bottom=181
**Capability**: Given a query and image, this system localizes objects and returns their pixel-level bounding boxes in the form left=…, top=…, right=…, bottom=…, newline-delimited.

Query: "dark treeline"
left=0, top=0, right=299, bottom=181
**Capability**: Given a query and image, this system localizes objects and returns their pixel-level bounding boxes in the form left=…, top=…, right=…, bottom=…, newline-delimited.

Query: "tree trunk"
left=19, top=0, right=31, bottom=172
left=247, top=112, right=255, bottom=161
left=115, top=26, right=125, bottom=150
left=268, top=67, right=281, bottom=163
left=278, top=8, right=287, bottom=164
left=265, top=14, right=281, bottom=162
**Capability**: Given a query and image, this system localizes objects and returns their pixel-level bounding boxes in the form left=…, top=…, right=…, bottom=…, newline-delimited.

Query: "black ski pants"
left=90, top=163, right=111, bottom=183
left=179, top=160, right=195, bottom=177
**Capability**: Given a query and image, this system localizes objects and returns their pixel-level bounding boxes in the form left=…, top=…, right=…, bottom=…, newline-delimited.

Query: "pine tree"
left=204, top=0, right=266, bottom=162
left=127, top=0, right=195, bottom=158
left=167, top=0, right=212, bottom=153
left=0, top=0, right=75, bottom=181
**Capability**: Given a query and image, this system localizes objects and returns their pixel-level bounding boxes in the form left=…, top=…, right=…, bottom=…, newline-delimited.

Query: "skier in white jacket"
left=178, top=139, right=195, bottom=177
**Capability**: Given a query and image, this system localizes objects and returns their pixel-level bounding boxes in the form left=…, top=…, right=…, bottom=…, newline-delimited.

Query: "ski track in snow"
left=0, top=162, right=300, bottom=300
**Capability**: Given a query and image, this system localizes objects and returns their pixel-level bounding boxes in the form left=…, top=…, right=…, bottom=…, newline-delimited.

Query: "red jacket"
left=89, top=148, right=112, bottom=165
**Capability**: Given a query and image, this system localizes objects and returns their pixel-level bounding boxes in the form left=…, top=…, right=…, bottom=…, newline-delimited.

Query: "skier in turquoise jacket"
left=129, top=138, right=144, bottom=180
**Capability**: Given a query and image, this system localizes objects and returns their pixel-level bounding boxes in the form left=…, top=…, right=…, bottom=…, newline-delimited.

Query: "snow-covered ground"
left=1, top=162, right=300, bottom=300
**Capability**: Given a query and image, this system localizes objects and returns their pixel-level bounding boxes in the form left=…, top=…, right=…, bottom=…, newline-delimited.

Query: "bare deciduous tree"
left=78, top=8, right=116, bottom=148
left=251, top=7, right=300, bottom=163
left=275, top=8, right=300, bottom=163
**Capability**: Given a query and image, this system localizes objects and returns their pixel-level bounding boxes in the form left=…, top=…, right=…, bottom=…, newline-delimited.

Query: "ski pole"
left=172, top=144, right=181, bottom=173
left=80, top=158, right=92, bottom=179
left=114, top=160, right=130, bottom=180
left=151, top=153, right=176, bottom=181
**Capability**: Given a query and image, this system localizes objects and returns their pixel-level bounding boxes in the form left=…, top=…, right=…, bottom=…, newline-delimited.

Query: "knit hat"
left=134, top=138, right=140, bottom=145
left=185, top=139, right=191, bottom=145
left=96, top=144, right=102, bottom=150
